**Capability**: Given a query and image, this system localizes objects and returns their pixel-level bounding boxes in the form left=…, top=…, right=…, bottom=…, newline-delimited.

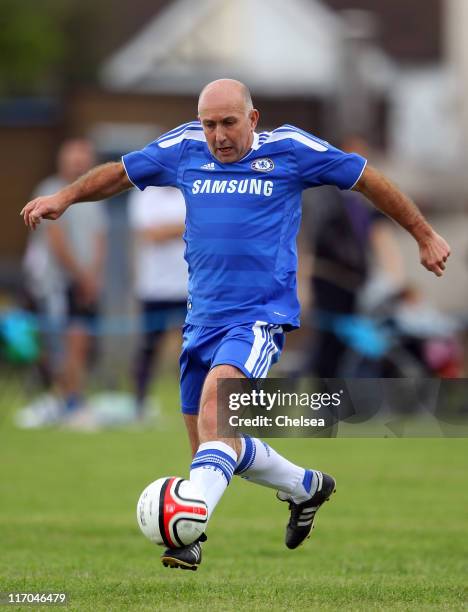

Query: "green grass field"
left=0, top=375, right=467, bottom=611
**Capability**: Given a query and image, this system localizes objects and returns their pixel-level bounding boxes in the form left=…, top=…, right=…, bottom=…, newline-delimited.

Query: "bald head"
left=198, top=79, right=253, bottom=114
left=197, top=79, right=258, bottom=163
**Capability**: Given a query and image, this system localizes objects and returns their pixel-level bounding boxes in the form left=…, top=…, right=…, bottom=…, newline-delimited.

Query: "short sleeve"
left=122, top=125, right=190, bottom=190
left=291, top=129, right=367, bottom=190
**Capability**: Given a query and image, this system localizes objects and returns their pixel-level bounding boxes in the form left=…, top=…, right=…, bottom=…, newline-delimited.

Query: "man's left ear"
left=250, top=109, right=259, bottom=130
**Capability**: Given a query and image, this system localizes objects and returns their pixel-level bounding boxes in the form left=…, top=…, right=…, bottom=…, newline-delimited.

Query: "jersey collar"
left=239, top=132, right=260, bottom=162
left=207, top=132, right=260, bottom=165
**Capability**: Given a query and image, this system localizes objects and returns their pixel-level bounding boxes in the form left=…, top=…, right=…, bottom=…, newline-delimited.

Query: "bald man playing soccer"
left=22, top=79, right=450, bottom=570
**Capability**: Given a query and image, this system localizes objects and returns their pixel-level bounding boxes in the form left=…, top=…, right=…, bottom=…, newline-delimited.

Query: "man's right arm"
left=354, top=165, right=450, bottom=277
left=21, top=161, right=131, bottom=230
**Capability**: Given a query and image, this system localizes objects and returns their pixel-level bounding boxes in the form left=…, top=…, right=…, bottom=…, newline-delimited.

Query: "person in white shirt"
left=128, top=185, right=188, bottom=417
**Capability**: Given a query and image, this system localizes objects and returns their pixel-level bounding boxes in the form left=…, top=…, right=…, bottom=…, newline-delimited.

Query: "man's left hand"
left=418, top=231, right=451, bottom=277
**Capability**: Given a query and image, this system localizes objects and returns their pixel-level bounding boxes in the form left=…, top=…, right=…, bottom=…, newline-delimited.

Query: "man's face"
left=198, top=104, right=259, bottom=164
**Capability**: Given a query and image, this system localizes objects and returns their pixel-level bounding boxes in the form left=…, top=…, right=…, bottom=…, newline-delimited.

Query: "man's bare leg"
left=183, top=414, right=199, bottom=458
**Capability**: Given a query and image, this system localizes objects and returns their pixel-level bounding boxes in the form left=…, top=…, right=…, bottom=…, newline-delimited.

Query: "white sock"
left=190, top=441, right=237, bottom=518
left=235, top=435, right=318, bottom=504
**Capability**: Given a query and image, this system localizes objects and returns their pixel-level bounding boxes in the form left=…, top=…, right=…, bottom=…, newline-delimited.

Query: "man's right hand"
left=21, top=194, right=69, bottom=230
left=21, top=161, right=132, bottom=230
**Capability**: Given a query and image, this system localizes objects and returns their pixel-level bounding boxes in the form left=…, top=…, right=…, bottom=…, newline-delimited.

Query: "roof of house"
left=100, top=0, right=349, bottom=95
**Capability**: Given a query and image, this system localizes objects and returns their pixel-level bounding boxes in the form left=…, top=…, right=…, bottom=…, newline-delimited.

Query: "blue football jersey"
left=122, top=122, right=366, bottom=328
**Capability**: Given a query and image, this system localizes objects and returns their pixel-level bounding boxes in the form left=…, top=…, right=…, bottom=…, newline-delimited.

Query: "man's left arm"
left=354, top=165, right=451, bottom=277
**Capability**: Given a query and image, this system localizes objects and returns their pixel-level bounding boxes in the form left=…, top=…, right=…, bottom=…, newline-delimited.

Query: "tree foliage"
left=0, top=0, right=108, bottom=95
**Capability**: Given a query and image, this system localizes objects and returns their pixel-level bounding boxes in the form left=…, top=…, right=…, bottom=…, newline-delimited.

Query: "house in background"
left=1, top=0, right=467, bottom=312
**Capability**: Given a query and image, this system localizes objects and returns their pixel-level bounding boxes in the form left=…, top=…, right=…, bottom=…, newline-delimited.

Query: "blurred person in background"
left=21, top=139, right=106, bottom=427
left=128, top=185, right=187, bottom=420
left=391, top=284, right=463, bottom=378
left=302, top=135, right=405, bottom=377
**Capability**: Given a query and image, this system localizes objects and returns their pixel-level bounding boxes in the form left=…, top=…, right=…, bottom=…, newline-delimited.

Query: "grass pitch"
left=0, top=375, right=467, bottom=611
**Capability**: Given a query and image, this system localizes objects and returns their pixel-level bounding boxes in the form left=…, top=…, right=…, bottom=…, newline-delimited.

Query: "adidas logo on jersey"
left=201, top=162, right=216, bottom=170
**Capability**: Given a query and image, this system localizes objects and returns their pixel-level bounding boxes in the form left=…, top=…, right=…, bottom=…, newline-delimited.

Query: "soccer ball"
left=136, top=477, right=208, bottom=548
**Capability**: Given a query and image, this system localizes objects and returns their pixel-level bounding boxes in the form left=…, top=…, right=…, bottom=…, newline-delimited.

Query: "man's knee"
left=202, top=363, right=244, bottom=396
left=198, top=394, right=219, bottom=439
left=198, top=364, right=245, bottom=439
left=200, top=364, right=244, bottom=411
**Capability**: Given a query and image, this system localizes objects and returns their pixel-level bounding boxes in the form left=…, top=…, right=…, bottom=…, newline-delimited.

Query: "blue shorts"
left=180, top=321, right=285, bottom=415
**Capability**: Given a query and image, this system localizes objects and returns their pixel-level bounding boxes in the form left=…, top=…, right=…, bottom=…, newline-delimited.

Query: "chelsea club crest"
left=251, top=158, right=274, bottom=172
